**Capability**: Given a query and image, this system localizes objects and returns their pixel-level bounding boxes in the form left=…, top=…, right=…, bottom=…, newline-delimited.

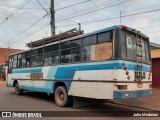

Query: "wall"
left=152, top=58, right=160, bottom=88
left=0, top=48, right=23, bottom=64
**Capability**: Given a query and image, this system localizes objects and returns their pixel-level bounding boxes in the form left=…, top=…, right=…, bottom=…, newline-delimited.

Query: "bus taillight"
left=126, top=71, right=129, bottom=75
left=124, top=66, right=127, bottom=71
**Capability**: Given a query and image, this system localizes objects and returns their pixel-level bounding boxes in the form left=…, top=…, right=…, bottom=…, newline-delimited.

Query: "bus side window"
left=44, top=53, right=52, bottom=65
left=70, top=48, right=81, bottom=63
left=82, top=46, right=92, bottom=62
left=94, top=31, right=113, bottom=61
left=26, top=57, right=31, bottom=67
left=37, top=55, right=43, bottom=66
left=8, top=57, right=13, bottom=73
left=13, top=59, right=17, bottom=68
left=30, top=56, right=38, bottom=66
left=52, top=52, right=59, bottom=64
left=21, top=52, right=26, bottom=67
left=17, top=54, right=22, bottom=68
left=82, top=35, right=97, bottom=62
left=60, top=50, right=70, bottom=63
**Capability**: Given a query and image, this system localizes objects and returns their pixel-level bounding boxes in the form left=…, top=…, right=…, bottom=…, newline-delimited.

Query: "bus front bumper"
left=113, top=89, right=152, bottom=99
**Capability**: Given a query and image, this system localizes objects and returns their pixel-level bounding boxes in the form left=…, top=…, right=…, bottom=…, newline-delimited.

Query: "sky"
left=0, top=0, right=159, bottom=50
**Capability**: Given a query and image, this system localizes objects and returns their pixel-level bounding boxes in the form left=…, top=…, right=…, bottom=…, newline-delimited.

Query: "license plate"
left=137, top=83, right=143, bottom=88
left=135, top=72, right=146, bottom=79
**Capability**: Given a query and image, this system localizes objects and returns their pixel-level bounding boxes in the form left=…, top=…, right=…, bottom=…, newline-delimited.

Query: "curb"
left=108, top=101, right=160, bottom=111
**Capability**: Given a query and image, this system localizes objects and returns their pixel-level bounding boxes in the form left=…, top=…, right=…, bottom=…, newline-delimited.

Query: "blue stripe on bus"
left=20, top=85, right=53, bottom=93
left=54, top=62, right=150, bottom=80
left=12, top=67, right=42, bottom=74
left=114, top=89, right=152, bottom=99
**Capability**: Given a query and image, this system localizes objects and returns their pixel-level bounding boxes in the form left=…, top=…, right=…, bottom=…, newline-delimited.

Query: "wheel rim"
left=57, top=91, right=65, bottom=103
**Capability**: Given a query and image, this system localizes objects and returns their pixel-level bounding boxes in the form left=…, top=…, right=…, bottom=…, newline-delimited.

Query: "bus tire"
left=54, top=86, right=71, bottom=107
left=15, top=82, right=23, bottom=95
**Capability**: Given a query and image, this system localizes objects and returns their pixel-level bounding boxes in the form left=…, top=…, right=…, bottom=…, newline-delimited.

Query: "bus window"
left=145, top=40, right=150, bottom=62
left=126, top=33, right=137, bottom=60
left=98, top=31, right=112, bottom=43
left=13, top=55, right=17, bottom=59
left=71, top=39, right=81, bottom=47
left=121, top=30, right=151, bottom=62
left=22, top=58, right=26, bottom=67
left=52, top=52, right=59, bottom=64
left=26, top=57, right=31, bottom=67
left=44, top=53, right=52, bottom=65
left=31, top=56, right=38, bottom=66
left=32, top=50, right=38, bottom=55
left=70, top=48, right=81, bottom=62
left=38, top=48, right=43, bottom=54
left=82, top=46, right=92, bottom=62
left=61, top=50, right=70, bottom=63
left=37, top=55, right=43, bottom=66
left=83, top=35, right=97, bottom=46
left=13, top=59, right=17, bottom=68
left=121, top=31, right=127, bottom=58
left=17, top=59, right=22, bottom=68
left=8, top=57, right=13, bottom=73
left=61, top=41, right=71, bottom=49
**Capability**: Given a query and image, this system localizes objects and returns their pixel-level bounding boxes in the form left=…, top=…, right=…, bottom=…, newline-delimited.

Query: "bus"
left=7, top=25, right=152, bottom=107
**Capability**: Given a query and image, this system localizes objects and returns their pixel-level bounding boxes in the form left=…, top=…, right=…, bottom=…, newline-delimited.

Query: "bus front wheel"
left=54, top=86, right=71, bottom=107
left=15, top=82, right=23, bottom=95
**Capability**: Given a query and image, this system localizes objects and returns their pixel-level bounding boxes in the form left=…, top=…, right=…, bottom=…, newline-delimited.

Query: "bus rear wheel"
left=15, top=82, right=23, bottom=95
left=54, top=86, right=71, bottom=107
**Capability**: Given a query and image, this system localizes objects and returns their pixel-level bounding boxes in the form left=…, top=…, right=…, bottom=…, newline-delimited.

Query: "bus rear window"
left=121, top=30, right=151, bottom=62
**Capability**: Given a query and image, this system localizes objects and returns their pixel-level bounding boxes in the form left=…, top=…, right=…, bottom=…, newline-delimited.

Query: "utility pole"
left=50, top=0, right=56, bottom=36
left=120, top=11, right=121, bottom=25
left=78, top=23, right=81, bottom=31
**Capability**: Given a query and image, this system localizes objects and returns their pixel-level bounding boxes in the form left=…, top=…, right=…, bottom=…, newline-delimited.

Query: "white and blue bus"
left=7, top=25, right=152, bottom=107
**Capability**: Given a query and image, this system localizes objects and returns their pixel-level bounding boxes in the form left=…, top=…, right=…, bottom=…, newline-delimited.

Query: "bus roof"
left=10, top=25, right=148, bottom=56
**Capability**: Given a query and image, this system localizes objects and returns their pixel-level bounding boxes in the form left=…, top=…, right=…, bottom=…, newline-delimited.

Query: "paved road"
left=0, top=86, right=159, bottom=120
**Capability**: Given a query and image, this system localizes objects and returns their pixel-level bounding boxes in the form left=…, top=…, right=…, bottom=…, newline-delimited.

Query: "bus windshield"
left=121, top=30, right=151, bottom=63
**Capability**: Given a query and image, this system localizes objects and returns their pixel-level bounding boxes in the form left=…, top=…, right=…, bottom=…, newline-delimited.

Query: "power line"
left=55, top=0, right=91, bottom=11
left=10, top=23, right=50, bottom=47
left=56, top=8, right=160, bottom=28
left=0, top=0, right=91, bottom=11
left=0, top=14, right=48, bottom=47
left=0, top=0, right=31, bottom=26
left=55, top=0, right=130, bottom=23
left=36, top=0, right=51, bottom=17
left=57, top=0, right=119, bottom=19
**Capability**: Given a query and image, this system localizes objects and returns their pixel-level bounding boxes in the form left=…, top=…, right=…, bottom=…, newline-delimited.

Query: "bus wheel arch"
left=54, top=82, right=72, bottom=107
left=14, top=80, right=23, bottom=95
left=13, top=80, right=18, bottom=87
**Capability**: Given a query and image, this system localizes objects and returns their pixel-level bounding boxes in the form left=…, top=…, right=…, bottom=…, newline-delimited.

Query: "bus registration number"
left=30, top=72, right=43, bottom=79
